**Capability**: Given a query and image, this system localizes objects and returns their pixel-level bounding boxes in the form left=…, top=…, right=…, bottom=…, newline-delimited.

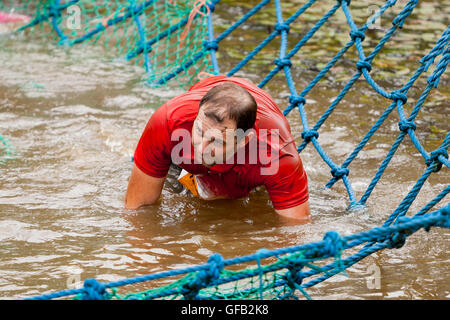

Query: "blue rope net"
left=8, top=0, right=449, bottom=300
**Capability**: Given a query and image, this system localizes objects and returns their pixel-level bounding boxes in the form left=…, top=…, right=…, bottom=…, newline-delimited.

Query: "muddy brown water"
left=0, top=0, right=448, bottom=299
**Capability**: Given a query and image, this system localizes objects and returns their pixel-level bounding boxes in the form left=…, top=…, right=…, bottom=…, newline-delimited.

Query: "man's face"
left=192, top=109, right=238, bottom=167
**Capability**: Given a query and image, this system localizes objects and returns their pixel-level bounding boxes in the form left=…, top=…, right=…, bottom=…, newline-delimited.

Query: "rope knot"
left=274, top=23, right=290, bottom=34
left=442, top=205, right=450, bottom=217
left=338, top=0, right=351, bottom=5
left=439, top=205, right=450, bottom=228
left=322, top=231, right=344, bottom=257
left=206, top=253, right=224, bottom=280
left=289, top=95, right=306, bottom=106
left=58, top=37, right=70, bottom=47
left=349, top=29, right=365, bottom=42
left=398, top=120, right=416, bottom=132
left=331, top=167, right=349, bottom=179
left=390, top=90, right=408, bottom=104
left=387, top=231, right=407, bottom=249
left=387, top=216, right=412, bottom=249
left=182, top=253, right=224, bottom=300
left=440, top=205, right=450, bottom=228
left=142, top=43, right=153, bottom=53
left=322, top=231, right=347, bottom=277
left=47, top=4, right=62, bottom=18
left=274, top=58, right=292, bottom=69
left=82, top=279, right=108, bottom=300
left=301, top=130, right=319, bottom=142
left=206, top=1, right=216, bottom=12
left=356, top=59, right=372, bottom=72
left=425, top=148, right=448, bottom=172
left=284, top=263, right=305, bottom=289
left=203, top=40, right=218, bottom=51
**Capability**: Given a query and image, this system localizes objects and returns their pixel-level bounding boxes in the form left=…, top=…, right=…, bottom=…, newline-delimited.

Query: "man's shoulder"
left=163, top=91, right=203, bottom=130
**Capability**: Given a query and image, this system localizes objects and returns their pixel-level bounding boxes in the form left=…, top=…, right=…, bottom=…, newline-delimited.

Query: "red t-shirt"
left=134, top=76, right=308, bottom=210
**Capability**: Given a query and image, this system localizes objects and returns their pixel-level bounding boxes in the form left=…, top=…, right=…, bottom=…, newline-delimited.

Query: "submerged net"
left=0, top=135, right=14, bottom=165
left=3, top=0, right=449, bottom=300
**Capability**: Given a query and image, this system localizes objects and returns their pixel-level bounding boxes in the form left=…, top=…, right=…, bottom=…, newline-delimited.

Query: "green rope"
left=2, top=0, right=213, bottom=88
left=0, top=135, right=14, bottom=165
left=71, top=250, right=310, bottom=300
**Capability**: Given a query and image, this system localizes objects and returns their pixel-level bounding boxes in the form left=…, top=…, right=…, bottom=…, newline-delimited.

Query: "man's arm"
left=264, top=148, right=310, bottom=223
left=125, top=164, right=166, bottom=209
left=275, top=200, right=311, bottom=223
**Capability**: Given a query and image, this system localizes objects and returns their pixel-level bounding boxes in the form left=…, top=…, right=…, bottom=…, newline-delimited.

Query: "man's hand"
left=275, top=201, right=311, bottom=224
left=125, top=164, right=166, bottom=209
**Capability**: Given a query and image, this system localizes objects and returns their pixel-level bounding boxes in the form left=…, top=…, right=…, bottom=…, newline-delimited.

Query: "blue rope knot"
left=206, top=1, right=216, bottom=13
left=398, top=120, right=416, bottom=132
left=322, top=231, right=348, bottom=277
left=331, top=167, right=349, bottom=180
left=203, top=40, right=218, bottom=51
left=284, top=263, right=305, bottom=289
left=274, top=23, right=290, bottom=34
left=274, top=58, right=292, bottom=69
left=182, top=253, right=224, bottom=300
left=142, top=43, right=153, bottom=53
left=387, top=231, right=407, bottom=249
left=301, top=130, right=319, bottom=143
left=356, top=59, right=372, bottom=73
left=81, top=279, right=108, bottom=300
left=58, top=37, right=71, bottom=47
left=280, top=257, right=312, bottom=300
left=425, top=148, right=448, bottom=172
left=349, top=29, right=365, bottom=42
left=322, top=231, right=344, bottom=258
left=390, top=90, right=408, bottom=104
left=439, top=205, right=450, bottom=228
left=47, top=4, right=62, bottom=18
left=289, top=95, right=306, bottom=106
left=388, top=216, right=413, bottom=249
left=205, top=253, right=224, bottom=281
left=337, top=0, right=351, bottom=5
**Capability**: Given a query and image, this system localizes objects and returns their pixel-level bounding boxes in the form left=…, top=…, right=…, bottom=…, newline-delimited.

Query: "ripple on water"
left=0, top=220, right=63, bottom=243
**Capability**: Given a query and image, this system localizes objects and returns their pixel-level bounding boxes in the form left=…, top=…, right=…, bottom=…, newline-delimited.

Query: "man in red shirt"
left=125, top=76, right=310, bottom=222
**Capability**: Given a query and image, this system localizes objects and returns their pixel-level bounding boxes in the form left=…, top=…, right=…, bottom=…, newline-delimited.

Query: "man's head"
left=192, top=82, right=257, bottom=166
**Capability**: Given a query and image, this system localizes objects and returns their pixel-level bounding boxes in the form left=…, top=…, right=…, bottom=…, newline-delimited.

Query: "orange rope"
left=179, top=0, right=210, bottom=45
left=101, top=7, right=126, bottom=28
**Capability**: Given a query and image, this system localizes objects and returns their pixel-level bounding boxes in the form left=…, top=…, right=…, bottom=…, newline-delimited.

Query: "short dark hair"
left=199, top=82, right=257, bottom=131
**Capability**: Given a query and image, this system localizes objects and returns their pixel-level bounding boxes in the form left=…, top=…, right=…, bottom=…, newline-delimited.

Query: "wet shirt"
left=134, top=76, right=308, bottom=210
